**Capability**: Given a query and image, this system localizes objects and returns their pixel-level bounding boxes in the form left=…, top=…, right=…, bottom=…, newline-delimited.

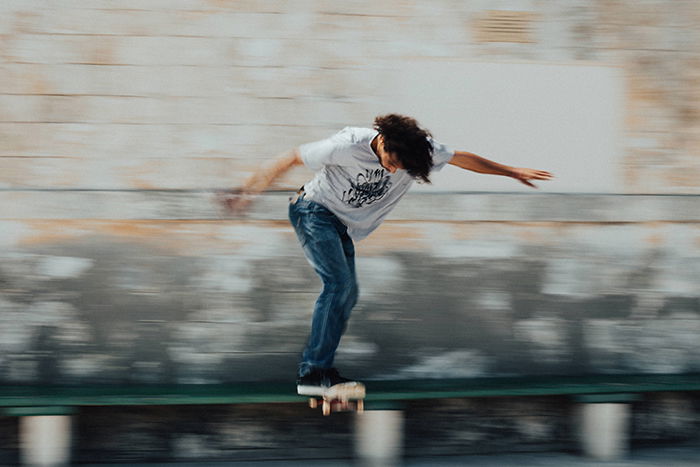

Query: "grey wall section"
left=1, top=192, right=698, bottom=384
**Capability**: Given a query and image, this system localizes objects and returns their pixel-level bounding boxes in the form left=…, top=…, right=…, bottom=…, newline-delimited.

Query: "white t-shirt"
left=298, top=127, right=454, bottom=241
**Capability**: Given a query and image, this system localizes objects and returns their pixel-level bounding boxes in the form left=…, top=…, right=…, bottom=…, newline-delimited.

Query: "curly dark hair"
left=374, top=114, right=434, bottom=183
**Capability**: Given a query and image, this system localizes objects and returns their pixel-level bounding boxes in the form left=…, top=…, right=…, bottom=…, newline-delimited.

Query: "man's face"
left=376, top=136, right=404, bottom=174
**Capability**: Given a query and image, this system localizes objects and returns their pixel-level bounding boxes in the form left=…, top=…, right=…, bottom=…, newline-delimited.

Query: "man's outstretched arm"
left=221, top=148, right=303, bottom=213
left=448, top=151, right=553, bottom=188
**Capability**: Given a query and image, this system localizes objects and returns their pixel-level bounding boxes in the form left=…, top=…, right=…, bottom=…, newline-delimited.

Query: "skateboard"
left=307, top=382, right=366, bottom=416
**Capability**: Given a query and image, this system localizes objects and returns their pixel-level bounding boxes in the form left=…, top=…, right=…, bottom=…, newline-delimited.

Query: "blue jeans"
left=289, top=192, right=359, bottom=377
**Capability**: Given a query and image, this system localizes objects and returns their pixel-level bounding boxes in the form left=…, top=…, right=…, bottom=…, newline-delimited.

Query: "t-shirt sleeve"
left=430, top=139, right=455, bottom=172
left=298, top=128, right=353, bottom=171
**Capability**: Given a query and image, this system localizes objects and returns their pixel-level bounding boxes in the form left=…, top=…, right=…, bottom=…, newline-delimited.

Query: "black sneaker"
left=324, top=368, right=352, bottom=385
left=296, top=368, right=360, bottom=396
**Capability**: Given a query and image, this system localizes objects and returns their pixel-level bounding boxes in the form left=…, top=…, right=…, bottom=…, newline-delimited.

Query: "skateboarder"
left=223, top=114, right=552, bottom=396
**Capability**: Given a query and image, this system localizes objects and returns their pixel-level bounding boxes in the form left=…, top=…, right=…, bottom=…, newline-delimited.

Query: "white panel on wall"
left=372, top=61, right=624, bottom=194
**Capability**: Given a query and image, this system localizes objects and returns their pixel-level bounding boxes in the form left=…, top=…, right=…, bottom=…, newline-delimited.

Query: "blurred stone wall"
left=0, top=1, right=699, bottom=386
left=1, top=194, right=699, bottom=384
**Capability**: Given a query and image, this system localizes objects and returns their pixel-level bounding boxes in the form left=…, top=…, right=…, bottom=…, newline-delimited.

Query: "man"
left=223, top=114, right=552, bottom=396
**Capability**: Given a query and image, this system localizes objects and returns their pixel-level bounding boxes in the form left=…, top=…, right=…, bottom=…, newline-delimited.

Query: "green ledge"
left=0, top=374, right=698, bottom=415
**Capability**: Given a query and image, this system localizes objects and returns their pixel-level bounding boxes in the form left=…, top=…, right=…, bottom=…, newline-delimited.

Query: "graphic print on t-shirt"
left=342, top=168, right=392, bottom=208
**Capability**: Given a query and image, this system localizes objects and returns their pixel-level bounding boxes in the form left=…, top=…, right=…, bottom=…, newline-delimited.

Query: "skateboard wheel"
left=322, top=400, right=331, bottom=416
left=309, top=398, right=318, bottom=409
left=357, top=399, right=364, bottom=413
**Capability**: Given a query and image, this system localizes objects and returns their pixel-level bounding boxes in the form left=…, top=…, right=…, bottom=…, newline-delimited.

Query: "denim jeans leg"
left=289, top=199, right=358, bottom=377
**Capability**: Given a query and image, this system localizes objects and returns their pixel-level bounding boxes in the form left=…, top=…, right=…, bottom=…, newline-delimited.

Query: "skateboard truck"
left=309, top=396, right=365, bottom=416
left=306, top=382, right=366, bottom=416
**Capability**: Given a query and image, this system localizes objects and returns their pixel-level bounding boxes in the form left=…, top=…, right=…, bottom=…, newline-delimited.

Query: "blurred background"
left=0, top=0, right=699, bottom=465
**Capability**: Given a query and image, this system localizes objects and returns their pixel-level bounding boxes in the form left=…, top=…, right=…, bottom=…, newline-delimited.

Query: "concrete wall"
left=1, top=1, right=700, bottom=463
left=1, top=192, right=698, bottom=384
left=1, top=0, right=699, bottom=384
left=2, top=1, right=700, bottom=193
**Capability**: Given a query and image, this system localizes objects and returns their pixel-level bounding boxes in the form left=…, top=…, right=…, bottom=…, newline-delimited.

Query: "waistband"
left=289, top=185, right=305, bottom=204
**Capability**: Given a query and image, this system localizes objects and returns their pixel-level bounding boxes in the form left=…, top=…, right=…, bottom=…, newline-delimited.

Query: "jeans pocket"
left=289, top=192, right=302, bottom=205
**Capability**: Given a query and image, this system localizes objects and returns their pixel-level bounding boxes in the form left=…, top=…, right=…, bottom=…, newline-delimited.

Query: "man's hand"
left=217, top=149, right=303, bottom=216
left=510, top=168, right=553, bottom=188
left=217, top=189, right=254, bottom=216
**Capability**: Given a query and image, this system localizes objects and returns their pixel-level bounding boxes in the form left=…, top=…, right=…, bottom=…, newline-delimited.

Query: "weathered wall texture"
left=1, top=1, right=699, bottom=385
left=1, top=0, right=700, bottom=192
left=1, top=194, right=698, bottom=384
left=1, top=1, right=699, bottom=463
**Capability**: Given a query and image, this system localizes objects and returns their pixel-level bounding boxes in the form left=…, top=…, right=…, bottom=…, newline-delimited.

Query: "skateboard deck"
left=307, top=382, right=366, bottom=416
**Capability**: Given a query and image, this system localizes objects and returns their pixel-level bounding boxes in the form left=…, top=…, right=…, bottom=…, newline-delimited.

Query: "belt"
left=289, top=186, right=305, bottom=203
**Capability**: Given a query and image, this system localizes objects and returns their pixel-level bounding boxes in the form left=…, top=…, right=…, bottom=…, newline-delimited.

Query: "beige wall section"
left=1, top=1, right=699, bottom=193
